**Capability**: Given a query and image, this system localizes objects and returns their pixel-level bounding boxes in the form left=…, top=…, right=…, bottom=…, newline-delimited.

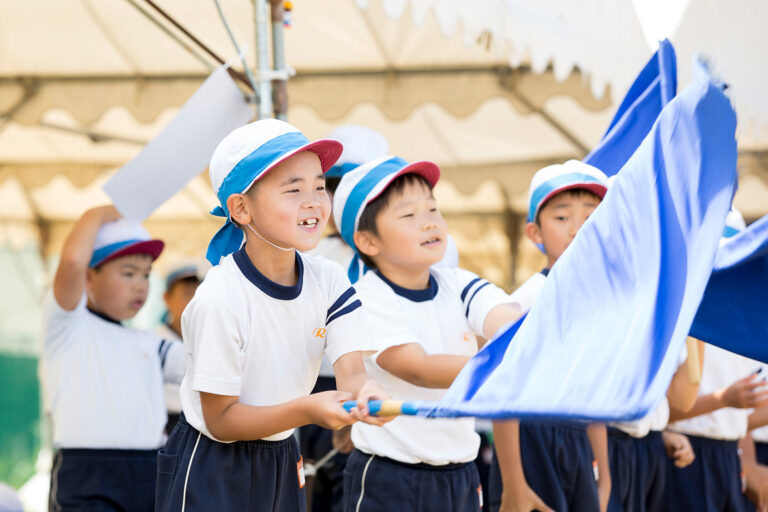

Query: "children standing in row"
left=333, top=156, right=524, bottom=511
left=154, top=120, right=391, bottom=511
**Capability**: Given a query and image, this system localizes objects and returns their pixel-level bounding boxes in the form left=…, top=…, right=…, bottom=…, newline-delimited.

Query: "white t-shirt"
left=668, top=344, right=760, bottom=440
left=351, top=267, right=513, bottom=465
left=156, top=323, right=183, bottom=414
left=308, top=236, right=356, bottom=378
left=180, top=248, right=374, bottom=442
left=507, top=271, right=547, bottom=313
left=41, top=292, right=184, bottom=449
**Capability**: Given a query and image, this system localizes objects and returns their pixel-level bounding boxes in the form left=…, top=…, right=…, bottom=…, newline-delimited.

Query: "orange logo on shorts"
left=297, top=456, right=305, bottom=488
left=313, top=328, right=326, bottom=338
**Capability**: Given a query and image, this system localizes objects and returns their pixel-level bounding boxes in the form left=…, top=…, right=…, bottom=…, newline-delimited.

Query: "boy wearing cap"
left=157, top=262, right=205, bottom=434
left=155, top=119, right=389, bottom=512
left=333, top=156, right=523, bottom=511
left=489, top=160, right=611, bottom=512
left=42, top=206, right=184, bottom=511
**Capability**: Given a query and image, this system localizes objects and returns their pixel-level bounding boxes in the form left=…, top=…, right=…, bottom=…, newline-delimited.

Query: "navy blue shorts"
left=607, top=429, right=669, bottom=512
left=756, top=441, right=768, bottom=467
left=49, top=447, right=157, bottom=512
left=155, top=414, right=306, bottom=512
left=343, top=449, right=482, bottom=512
left=488, top=420, right=598, bottom=512
left=668, top=434, right=752, bottom=512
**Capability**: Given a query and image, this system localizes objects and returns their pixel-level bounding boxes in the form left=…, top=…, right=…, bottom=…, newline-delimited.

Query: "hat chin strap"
left=247, top=223, right=293, bottom=252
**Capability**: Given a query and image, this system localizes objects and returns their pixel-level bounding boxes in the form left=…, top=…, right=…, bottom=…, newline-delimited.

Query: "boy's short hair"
left=356, top=173, right=432, bottom=269
left=89, top=219, right=164, bottom=268
left=527, top=160, right=608, bottom=224
left=535, top=188, right=604, bottom=225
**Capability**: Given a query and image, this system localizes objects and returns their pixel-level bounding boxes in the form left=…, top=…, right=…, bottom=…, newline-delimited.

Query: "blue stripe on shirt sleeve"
left=465, top=281, right=491, bottom=317
left=326, top=299, right=362, bottom=326
left=327, top=287, right=357, bottom=321
left=460, top=277, right=482, bottom=302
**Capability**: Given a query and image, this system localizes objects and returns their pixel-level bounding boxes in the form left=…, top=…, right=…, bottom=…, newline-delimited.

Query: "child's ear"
left=227, top=194, right=252, bottom=226
left=353, top=230, right=380, bottom=258
left=525, top=222, right=544, bottom=246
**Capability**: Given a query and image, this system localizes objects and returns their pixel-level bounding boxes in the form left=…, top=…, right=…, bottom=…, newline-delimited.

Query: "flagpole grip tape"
left=341, top=400, right=411, bottom=416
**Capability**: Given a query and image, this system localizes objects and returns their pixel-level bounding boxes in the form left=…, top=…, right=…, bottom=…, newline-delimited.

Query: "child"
left=157, top=262, right=205, bottom=434
left=42, top=207, right=185, bottom=511
left=489, top=160, right=612, bottom=512
left=155, top=119, right=389, bottom=511
left=333, top=156, right=523, bottom=511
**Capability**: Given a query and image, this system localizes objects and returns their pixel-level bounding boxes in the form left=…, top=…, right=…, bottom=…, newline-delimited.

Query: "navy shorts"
left=343, top=449, right=482, bottom=512
left=155, top=414, right=306, bottom=512
left=668, top=434, right=752, bottom=512
left=488, top=420, right=598, bottom=512
left=49, top=447, right=157, bottom=512
left=607, top=429, right=669, bottom=512
left=756, top=441, right=768, bottom=467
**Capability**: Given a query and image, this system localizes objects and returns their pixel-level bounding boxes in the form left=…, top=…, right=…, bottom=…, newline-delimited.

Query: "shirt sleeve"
left=454, top=268, right=513, bottom=336
left=41, top=291, right=87, bottom=355
left=182, top=293, right=245, bottom=396
left=158, top=339, right=185, bottom=385
left=323, top=265, right=414, bottom=364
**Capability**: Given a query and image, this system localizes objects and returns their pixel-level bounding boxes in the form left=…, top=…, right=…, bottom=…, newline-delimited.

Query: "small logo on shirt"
left=313, top=328, right=326, bottom=339
left=297, top=456, right=306, bottom=488
left=463, top=332, right=471, bottom=342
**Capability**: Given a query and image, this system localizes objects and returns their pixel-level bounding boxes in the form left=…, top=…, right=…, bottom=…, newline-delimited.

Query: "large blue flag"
left=584, top=39, right=677, bottom=177
left=690, top=215, right=768, bottom=363
left=416, top=61, right=737, bottom=421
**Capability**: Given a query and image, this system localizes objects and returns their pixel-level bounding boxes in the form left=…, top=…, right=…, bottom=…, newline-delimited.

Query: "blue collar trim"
left=375, top=270, right=438, bottom=302
left=233, top=247, right=303, bottom=300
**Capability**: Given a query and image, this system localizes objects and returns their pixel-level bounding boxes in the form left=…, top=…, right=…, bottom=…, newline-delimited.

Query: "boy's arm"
left=200, top=390, right=356, bottom=442
left=482, top=303, right=523, bottom=341
left=492, top=420, right=553, bottom=512
left=376, top=343, right=470, bottom=389
left=333, top=351, right=391, bottom=426
left=669, top=371, right=768, bottom=422
left=53, top=205, right=121, bottom=310
left=587, top=423, right=611, bottom=512
left=749, top=406, right=768, bottom=431
left=666, top=338, right=705, bottom=413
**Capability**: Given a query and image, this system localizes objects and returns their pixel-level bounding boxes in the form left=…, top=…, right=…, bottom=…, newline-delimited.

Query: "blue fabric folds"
left=415, top=61, right=737, bottom=421
left=584, top=39, right=677, bottom=177
left=690, top=215, right=768, bottom=363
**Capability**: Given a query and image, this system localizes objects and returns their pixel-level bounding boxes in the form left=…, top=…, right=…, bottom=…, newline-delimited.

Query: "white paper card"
left=104, top=66, right=253, bottom=221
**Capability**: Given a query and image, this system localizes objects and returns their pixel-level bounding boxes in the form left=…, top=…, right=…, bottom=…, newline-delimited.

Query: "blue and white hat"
left=325, top=125, right=389, bottom=178
left=527, top=160, right=609, bottom=223
left=206, top=119, right=343, bottom=265
left=722, top=206, right=746, bottom=241
left=89, top=219, right=164, bottom=268
left=332, top=156, right=440, bottom=282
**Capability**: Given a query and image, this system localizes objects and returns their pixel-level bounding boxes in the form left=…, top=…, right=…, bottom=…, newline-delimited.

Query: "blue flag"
left=690, top=215, right=768, bottom=363
left=416, top=61, right=737, bottom=421
left=584, top=39, right=677, bottom=177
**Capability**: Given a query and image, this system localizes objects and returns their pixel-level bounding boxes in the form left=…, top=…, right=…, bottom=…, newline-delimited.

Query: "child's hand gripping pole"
left=342, top=400, right=418, bottom=417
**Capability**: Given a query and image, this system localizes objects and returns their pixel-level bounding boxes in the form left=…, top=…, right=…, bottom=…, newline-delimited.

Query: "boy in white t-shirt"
left=155, top=120, right=389, bottom=512
left=332, top=156, right=523, bottom=511
left=489, top=161, right=611, bottom=512
left=42, top=207, right=185, bottom=511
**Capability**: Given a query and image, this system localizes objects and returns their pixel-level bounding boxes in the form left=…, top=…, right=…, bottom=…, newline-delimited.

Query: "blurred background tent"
left=0, top=0, right=767, bottom=503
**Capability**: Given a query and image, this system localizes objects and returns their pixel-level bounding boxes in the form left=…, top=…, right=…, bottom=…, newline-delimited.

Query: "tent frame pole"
left=270, top=0, right=288, bottom=120
left=253, top=0, right=273, bottom=119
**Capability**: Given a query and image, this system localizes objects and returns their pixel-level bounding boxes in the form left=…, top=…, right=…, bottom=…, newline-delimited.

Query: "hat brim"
left=369, top=161, right=441, bottom=202
left=93, top=240, right=165, bottom=268
left=535, top=182, right=608, bottom=219
left=245, top=139, right=344, bottom=191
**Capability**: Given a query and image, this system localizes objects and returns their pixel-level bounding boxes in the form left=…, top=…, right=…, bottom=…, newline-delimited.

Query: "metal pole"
left=270, top=0, right=288, bottom=120
left=253, top=0, right=273, bottom=119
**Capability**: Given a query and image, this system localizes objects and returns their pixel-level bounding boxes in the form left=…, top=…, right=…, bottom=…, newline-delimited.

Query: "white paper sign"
left=104, top=66, right=253, bottom=221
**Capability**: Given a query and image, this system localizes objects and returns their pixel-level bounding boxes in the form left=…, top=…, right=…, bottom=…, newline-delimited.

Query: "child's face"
left=526, top=190, right=601, bottom=265
left=363, top=178, right=447, bottom=272
left=164, top=278, right=200, bottom=325
left=86, top=253, right=153, bottom=320
left=243, top=151, right=330, bottom=252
